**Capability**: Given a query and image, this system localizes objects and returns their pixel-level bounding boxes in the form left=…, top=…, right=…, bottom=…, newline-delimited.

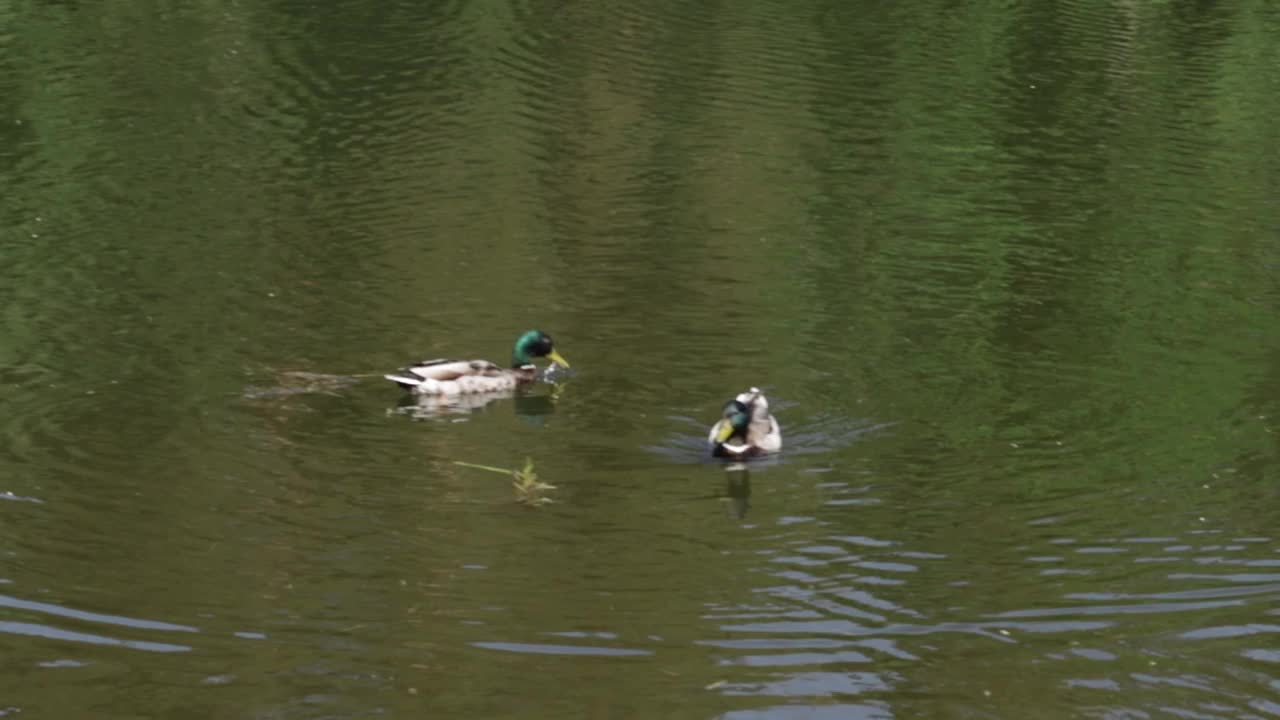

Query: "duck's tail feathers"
left=384, top=374, right=422, bottom=390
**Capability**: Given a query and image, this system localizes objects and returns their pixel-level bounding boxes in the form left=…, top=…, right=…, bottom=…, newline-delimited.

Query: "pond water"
left=3, top=1, right=1280, bottom=718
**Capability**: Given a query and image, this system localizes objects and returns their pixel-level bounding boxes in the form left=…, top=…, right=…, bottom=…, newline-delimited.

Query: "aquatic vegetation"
left=454, top=457, right=556, bottom=506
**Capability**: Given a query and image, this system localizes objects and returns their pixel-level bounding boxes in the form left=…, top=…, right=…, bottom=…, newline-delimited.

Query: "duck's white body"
left=385, top=359, right=535, bottom=396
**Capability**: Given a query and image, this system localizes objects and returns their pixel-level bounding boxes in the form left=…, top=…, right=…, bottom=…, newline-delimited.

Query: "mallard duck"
left=708, top=387, right=782, bottom=458
left=385, top=329, right=569, bottom=396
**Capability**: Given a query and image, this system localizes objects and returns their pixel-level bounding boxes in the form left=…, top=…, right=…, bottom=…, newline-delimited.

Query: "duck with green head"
left=385, top=330, right=570, bottom=396
left=708, top=387, right=782, bottom=458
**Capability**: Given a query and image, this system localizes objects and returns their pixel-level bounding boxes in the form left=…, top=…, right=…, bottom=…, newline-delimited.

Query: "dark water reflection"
left=3, top=0, right=1280, bottom=718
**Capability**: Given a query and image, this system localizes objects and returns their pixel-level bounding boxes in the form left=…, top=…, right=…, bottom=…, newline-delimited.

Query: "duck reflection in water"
left=393, top=381, right=566, bottom=424
left=723, top=463, right=752, bottom=519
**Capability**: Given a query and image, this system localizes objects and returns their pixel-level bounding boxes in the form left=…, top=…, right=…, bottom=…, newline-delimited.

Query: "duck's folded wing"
left=749, top=416, right=783, bottom=452
left=402, top=359, right=502, bottom=381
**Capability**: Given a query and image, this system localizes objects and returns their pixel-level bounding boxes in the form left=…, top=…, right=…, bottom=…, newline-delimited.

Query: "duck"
left=708, top=387, right=782, bottom=458
left=385, top=329, right=569, bottom=396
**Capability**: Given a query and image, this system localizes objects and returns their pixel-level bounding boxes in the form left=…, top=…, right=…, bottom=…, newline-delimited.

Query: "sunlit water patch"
left=0, top=592, right=197, bottom=654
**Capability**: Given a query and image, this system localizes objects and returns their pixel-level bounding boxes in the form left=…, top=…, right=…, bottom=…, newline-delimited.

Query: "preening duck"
left=385, top=330, right=569, bottom=396
left=708, top=387, right=782, bottom=458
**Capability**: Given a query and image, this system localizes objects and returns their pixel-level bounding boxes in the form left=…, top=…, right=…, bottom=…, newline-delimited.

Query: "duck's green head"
left=512, top=329, right=570, bottom=369
left=714, top=400, right=751, bottom=443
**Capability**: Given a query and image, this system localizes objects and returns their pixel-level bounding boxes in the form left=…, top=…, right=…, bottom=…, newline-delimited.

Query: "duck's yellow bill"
left=715, top=422, right=735, bottom=443
left=547, top=350, right=570, bottom=368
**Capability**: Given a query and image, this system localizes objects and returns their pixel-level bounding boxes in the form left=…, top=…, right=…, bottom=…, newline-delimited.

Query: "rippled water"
left=3, top=1, right=1280, bottom=717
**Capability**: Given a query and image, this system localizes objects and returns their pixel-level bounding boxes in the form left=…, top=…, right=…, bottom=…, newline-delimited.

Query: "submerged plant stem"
left=453, top=460, right=515, bottom=475
left=453, top=458, right=555, bottom=505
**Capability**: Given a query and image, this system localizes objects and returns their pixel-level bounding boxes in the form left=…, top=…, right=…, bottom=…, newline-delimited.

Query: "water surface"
left=2, top=1, right=1280, bottom=717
